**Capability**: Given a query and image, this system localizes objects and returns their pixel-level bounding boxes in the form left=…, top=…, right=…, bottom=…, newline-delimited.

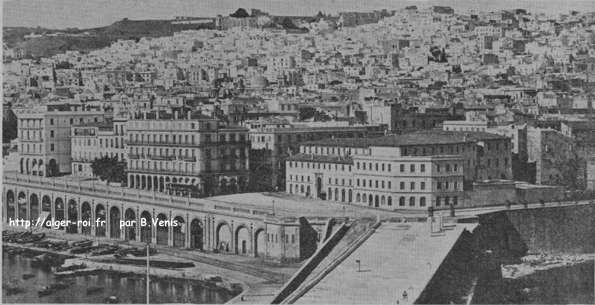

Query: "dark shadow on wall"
left=299, top=217, right=319, bottom=260
left=473, top=211, right=529, bottom=261
left=417, top=205, right=595, bottom=304
left=416, top=230, right=483, bottom=304
left=476, top=205, right=595, bottom=255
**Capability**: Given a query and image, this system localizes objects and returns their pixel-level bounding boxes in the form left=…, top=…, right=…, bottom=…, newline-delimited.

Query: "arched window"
left=399, top=197, right=405, bottom=206
left=388, top=196, right=392, bottom=206
left=381, top=196, right=385, bottom=205
left=409, top=197, right=415, bottom=206
left=420, top=197, right=426, bottom=207
left=356, top=193, right=361, bottom=202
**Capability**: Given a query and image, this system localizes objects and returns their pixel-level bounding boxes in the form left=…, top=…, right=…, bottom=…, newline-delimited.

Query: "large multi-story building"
left=14, top=103, right=105, bottom=177
left=445, top=121, right=530, bottom=181
left=561, top=121, right=595, bottom=190
left=126, top=110, right=250, bottom=197
left=587, top=157, right=595, bottom=191
left=249, top=125, right=386, bottom=191
left=285, top=130, right=513, bottom=210
left=391, top=104, right=464, bottom=133
left=71, top=118, right=127, bottom=178
left=527, top=126, right=576, bottom=186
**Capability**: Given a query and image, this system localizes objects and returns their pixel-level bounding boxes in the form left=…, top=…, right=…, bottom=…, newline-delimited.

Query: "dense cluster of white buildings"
left=4, top=5, right=595, bottom=209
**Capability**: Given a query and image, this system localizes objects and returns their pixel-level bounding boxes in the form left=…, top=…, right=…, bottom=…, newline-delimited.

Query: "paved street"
left=296, top=221, right=477, bottom=304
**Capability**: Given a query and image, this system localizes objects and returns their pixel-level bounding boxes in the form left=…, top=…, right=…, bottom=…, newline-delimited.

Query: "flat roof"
left=302, top=130, right=508, bottom=148
left=209, top=193, right=418, bottom=219
left=286, top=153, right=353, bottom=164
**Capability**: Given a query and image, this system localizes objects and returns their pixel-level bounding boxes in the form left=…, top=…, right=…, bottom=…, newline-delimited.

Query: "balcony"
left=150, top=155, right=176, bottom=161
left=179, top=156, right=197, bottom=162
left=129, top=154, right=195, bottom=162
left=126, top=140, right=246, bottom=147
left=127, top=140, right=202, bottom=147
left=127, top=168, right=199, bottom=176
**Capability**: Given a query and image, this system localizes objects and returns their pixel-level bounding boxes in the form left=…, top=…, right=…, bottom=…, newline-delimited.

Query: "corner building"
left=286, top=130, right=512, bottom=210
left=14, top=103, right=105, bottom=177
left=126, top=110, right=250, bottom=197
left=71, top=118, right=127, bottom=178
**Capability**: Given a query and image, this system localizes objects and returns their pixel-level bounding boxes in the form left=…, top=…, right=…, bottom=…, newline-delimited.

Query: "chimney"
left=156, top=111, right=159, bottom=119
left=187, top=111, right=191, bottom=120
left=174, top=111, right=178, bottom=120
left=143, top=112, right=147, bottom=120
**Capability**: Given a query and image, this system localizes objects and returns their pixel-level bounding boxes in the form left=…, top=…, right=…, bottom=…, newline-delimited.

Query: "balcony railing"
left=128, top=154, right=195, bottom=162
left=150, top=155, right=176, bottom=161
left=126, top=140, right=248, bottom=147
left=180, top=156, right=197, bottom=162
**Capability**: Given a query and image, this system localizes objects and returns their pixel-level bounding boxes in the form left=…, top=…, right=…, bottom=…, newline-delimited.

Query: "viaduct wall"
left=417, top=203, right=595, bottom=304
left=474, top=203, right=595, bottom=255
left=2, top=172, right=321, bottom=262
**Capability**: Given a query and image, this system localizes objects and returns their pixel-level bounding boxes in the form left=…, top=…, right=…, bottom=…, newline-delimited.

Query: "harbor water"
left=473, top=259, right=594, bottom=304
left=2, top=252, right=236, bottom=304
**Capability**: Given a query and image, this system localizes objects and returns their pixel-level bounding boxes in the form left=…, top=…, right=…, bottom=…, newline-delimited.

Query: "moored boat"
left=104, top=295, right=119, bottom=303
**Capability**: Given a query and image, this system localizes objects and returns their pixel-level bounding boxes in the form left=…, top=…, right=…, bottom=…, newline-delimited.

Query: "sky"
left=3, top=0, right=595, bottom=29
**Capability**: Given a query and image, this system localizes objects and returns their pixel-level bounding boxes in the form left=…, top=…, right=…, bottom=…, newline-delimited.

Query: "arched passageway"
left=140, top=211, right=152, bottom=243
left=41, top=196, right=51, bottom=228
left=190, top=219, right=203, bottom=250
left=18, top=192, right=27, bottom=219
left=254, top=229, right=266, bottom=257
left=55, top=198, right=65, bottom=230
left=216, top=222, right=232, bottom=252
left=95, top=204, right=106, bottom=236
left=156, top=213, right=168, bottom=246
left=67, top=199, right=78, bottom=233
left=235, top=226, right=251, bottom=255
left=81, top=202, right=91, bottom=235
left=173, top=216, right=185, bottom=248
left=124, top=209, right=136, bottom=241
left=110, top=207, right=121, bottom=239
left=30, top=194, right=39, bottom=222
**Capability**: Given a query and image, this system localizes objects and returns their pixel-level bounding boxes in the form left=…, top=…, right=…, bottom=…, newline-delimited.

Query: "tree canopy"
left=91, top=156, right=126, bottom=184
left=230, top=8, right=250, bottom=18
left=3, top=109, right=18, bottom=143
